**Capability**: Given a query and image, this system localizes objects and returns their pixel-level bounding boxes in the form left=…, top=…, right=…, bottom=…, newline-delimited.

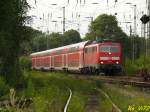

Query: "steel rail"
left=64, top=88, right=72, bottom=112
left=99, top=78, right=150, bottom=88
left=68, top=74, right=150, bottom=88
left=98, top=89, right=122, bottom=112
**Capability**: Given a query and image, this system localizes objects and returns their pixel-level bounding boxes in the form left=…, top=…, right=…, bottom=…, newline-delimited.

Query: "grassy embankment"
left=124, top=56, right=150, bottom=75
left=0, top=71, right=99, bottom=112
left=101, top=83, right=150, bottom=112
left=1, top=71, right=150, bottom=112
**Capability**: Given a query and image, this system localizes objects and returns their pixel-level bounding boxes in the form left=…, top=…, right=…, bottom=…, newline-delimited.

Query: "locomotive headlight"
left=100, top=61, right=104, bottom=64
left=116, top=61, right=119, bottom=64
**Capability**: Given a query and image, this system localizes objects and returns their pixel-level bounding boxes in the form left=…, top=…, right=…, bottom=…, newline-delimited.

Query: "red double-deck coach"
left=31, top=40, right=122, bottom=74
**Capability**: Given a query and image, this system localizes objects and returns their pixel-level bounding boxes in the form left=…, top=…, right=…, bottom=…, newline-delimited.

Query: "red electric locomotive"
left=30, top=40, right=122, bottom=74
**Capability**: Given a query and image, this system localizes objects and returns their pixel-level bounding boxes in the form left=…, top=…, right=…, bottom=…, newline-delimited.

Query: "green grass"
left=101, top=84, right=150, bottom=112
left=13, top=71, right=98, bottom=112
left=97, top=89, right=117, bottom=112
left=4, top=70, right=150, bottom=112
left=124, top=56, right=150, bottom=75
left=29, top=71, right=99, bottom=112
left=68, top=92, right=86, bottom=112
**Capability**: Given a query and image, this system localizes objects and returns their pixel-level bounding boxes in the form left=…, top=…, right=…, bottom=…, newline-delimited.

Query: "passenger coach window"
left=68, top=46, right=79, bottom=53
left=100, top=46, right=119, bottom=53
left=56, top=50, right=61, bottom=55
left=85, top=47, right=96, bottom=53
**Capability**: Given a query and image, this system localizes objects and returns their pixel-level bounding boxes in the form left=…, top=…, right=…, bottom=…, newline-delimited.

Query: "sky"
left=27, top=0, right=148, bottom=37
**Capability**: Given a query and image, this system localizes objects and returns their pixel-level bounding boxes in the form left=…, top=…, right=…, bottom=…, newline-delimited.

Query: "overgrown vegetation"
left=124, top=56, right=150, bottom=75
left=23, top=71, right=99, bottom=112
left=98, top=90, right=116, bottom=112
left=0, top=71, right=99, bottom=112
left=1, top=71, right=150, bottom=112
left=0, top=77, right=9, bottom=98
left=0, top=0, right=31, bottom=87
left=20, top=56, right=31, bottom=71
left=101, top=83, right=150, bottom=112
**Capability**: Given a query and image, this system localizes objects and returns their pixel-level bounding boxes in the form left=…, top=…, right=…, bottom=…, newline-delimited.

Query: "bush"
left=124, top=59, right=139, bottom=75
left=0, top=77, right=9, bottom=97
left=124, top=56, right=150, bottom=75
left=19, top=56, right=31, bottom=71
left=25, top=78, right=35, bottom=97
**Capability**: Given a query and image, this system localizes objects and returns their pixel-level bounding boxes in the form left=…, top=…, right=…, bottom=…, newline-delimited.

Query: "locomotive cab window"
left=100, top=46, right=119, bottom=53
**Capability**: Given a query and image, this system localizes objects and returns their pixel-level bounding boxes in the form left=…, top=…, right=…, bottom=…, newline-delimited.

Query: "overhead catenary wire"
left=30, top=0, right=146, bottom=37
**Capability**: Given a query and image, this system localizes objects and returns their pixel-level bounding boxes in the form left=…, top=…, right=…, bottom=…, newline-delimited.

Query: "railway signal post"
left=140, top=14, right=150, bottom=81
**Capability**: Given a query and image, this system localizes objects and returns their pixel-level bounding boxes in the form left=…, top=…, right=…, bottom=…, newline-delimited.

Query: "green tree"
left=31, top=32, right=63, bottom=52
left=32, top=35, right=47, bottom=52
left=0, top=0, right=30, bottom=86
left=20, top=26, right=42, bottom=55
left=47, top=32, right=63, bottom=49
left=63, top=29, right=82, bottom=45
left=85, top=14, right=127, bottom=41
left=83, top=32, right=95, bottom=41
left=31, top=30, right=81, bottom=52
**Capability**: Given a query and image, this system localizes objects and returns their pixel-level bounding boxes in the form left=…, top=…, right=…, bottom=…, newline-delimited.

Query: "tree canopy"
left=84, top=14, right=127, bottom=41
left=63, top=29, right=82, bottom=45
left=0, top=0, right=30, bottom=86
left=31, top=29, right=82, bottom=52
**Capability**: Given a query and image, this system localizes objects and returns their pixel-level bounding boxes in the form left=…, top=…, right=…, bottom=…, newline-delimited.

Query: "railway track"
left=64, top=88, right=72, bottom=112
left=85, top=90, right=100, bottom=112
left=68, top=74, right=150, bottom=88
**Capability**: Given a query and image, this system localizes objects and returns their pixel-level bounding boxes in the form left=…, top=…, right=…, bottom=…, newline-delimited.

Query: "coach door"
left=51, top=56, right=54, bottom=68
left=63, top=54, right=67, bottom=68
left=49, top=56, right=51, bottom=68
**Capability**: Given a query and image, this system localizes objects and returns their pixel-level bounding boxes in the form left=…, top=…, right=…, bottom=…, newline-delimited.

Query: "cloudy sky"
left=27, top=0, right=147, bottom=37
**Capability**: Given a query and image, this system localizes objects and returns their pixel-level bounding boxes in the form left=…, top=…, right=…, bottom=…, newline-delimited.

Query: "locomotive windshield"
left=100, top=46, right=119, bottom=53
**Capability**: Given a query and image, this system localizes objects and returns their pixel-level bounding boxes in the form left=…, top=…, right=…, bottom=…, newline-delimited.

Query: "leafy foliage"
left=20, top=26, right=42, bottom=55
left=19, top=56, right=31, bottom=71
left=125, top=56, right=150, bottom=75
left=85, top=14, right=127, bottom=41
left=63, top=29, right=82, bottom=45
left=31, top=29, right=82, bottom=52
left=0, top=77, right=9, bottom=97
left=0, top=0, right=30, bottom=86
